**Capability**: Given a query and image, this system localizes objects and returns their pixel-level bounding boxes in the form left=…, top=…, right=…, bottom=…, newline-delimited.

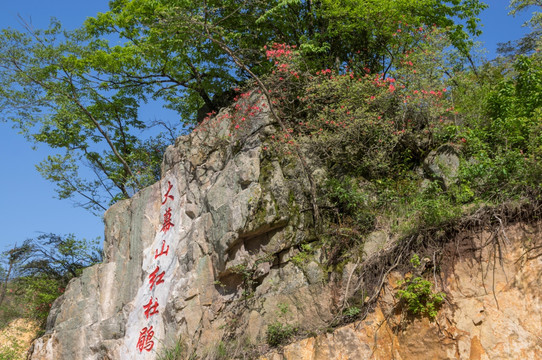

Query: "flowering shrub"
left=254, top=23, right=539, bottom=240
left=194, top=21, right=541, bottom=238
left=258, top=25, right=458, bottom=180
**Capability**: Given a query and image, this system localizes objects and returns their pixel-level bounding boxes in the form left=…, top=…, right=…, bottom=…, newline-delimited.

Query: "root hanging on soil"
left=343, top=199, right=542, bottom=329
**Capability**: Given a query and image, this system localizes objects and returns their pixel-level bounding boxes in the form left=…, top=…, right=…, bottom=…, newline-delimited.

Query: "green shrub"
left=266, top=322, right=297, bottom=347
left=396, top=255, right=446, bottom=320
left=343, top=306, right=361, bottom=318
left=157, top=338, right=188, bottom=360
left=325, top=177, right=376, bottom=232
left=397, top=275, right=445, bottom=320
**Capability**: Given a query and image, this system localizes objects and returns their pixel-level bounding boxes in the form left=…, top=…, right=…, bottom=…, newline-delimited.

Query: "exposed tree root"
left=343, top=199, right=542, bottom=329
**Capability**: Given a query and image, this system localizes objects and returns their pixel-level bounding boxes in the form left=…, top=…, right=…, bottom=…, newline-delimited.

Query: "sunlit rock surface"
left=262, top=222, right=542, bottom=360
left=28, top=91, right=542, bottom=359
left=28, top=93, right=328, bottom=359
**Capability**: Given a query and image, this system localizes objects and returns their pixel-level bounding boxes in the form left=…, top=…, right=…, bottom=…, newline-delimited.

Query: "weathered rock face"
left=28, top=92, right=331, bottom=359
left=422, top=144, right=459, bottom=190
left=262, top=221, right=542, bottom=360
left=27, top=91, right=542, bottom=360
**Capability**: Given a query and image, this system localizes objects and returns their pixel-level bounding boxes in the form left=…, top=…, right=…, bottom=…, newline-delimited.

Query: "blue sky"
left=0, top=1, right=111, bottom=252
left=0, top=0, right=536, bottom=252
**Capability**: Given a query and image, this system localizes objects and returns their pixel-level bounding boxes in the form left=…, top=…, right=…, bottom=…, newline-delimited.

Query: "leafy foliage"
left=396, top=275, right=446, bottom=320
left=509, top=0, right=542, bottom=29
left=0, top=2, right=541, bottom=357
left=395, top=254, right=446, bottom=320
left=0, top=0, right=488, bottom=214
left=266, top=322, right=297, bottom=347
left=252, top=10, right=542, bottom=243
left=457, top=53, right=542, bottom=202
left=0, top=234, right=102, bottom=327
left=0, top=23, right=172, bottom=213
left=257, top=26, right=472, bottom=236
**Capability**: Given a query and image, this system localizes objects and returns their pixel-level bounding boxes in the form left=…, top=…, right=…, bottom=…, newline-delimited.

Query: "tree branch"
left=193, top=17, right=321, bottom=229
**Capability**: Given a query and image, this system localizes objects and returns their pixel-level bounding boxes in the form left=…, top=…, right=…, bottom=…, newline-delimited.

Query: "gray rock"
left=363, top=231, right=388, bottom=259
left=423, top=144, right=460, bottom=190
left=29, top=91, right=329, bottom=360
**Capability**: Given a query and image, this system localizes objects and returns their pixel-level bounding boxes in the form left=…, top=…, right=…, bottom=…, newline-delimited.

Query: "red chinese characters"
left=136, top=326, right=154, bottom=353
left=155, top=240, right=169, bottom=259
left=137, top=180, right=176, bottom=354
left=143, top=297, right=159, bottom=319
left=162, top=181, right=174, bottom=205
left=160, top=208, right=174, bottom=233
left=149, top=266, right=165, bottom=291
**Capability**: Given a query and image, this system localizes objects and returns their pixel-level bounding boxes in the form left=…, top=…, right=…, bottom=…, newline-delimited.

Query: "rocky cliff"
left=28, top=92, right=328, bottom=359
left=263, top=221, right=542, bottom=359
left=28, top=92, right=542, bottom=360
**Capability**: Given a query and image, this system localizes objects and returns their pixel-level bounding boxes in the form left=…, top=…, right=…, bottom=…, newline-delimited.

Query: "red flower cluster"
left=265, top=43, right=295, bottom=60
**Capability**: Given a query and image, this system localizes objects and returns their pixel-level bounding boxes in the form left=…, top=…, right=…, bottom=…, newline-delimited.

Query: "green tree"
left=85, top=0, right=487, bottom=88
left=4, top=233, right=102, bottom=325
left=458, top=52, right=542, bottom=200
left=0, top=22, right=170, bottom=213
left=81, top=0, right=488, bottom=123
left=13, top=233, right=102, bottom=280
left=0, top=245, right=29, bottom=308
left=509, top=0, right=542, bottom=29
left=0, top=0, right=487, bottom=213
left=294, top=0, right=487, bottom=73
left=496, top=0, right=542, bottom=57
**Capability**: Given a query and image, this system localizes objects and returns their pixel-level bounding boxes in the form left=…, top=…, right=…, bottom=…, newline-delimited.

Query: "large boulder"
left=28, top=92, right=331, bottom=360
left=423, top=144, right=460, bottom=190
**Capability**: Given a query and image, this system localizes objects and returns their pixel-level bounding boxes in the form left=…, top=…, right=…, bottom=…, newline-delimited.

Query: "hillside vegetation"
left=0, top=234, right=101, bottom=359
left=0, top=0, right=541, bottom=358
